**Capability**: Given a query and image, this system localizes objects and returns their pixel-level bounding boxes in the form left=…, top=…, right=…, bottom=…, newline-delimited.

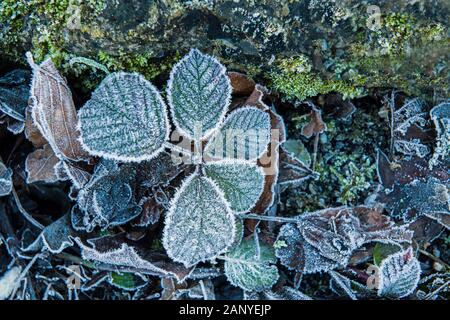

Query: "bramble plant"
left=73, top=49, right=275, bottom=289
left=18, top=48, right=434, bottom=299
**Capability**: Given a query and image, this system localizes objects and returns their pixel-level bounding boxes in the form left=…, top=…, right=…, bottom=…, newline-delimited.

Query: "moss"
left=270, top=55, right=365, bottom=102
left=97, top=50, right=181, bottom=82
left=336, top=13, right=450, bottom=99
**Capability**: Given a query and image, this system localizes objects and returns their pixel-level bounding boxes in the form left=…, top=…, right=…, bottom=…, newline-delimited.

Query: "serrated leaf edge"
left=162, top=171, right=237, bottom=267
left=204, top=158, right=266, bottom=213
left=77, top=72, right=171, bottom=163
left=166, top=48, right=232, bottom=141
left=204, top=106, right=271, bottom=162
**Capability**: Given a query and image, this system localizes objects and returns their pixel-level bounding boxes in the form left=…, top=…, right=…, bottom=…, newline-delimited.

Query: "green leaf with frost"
left=78, top=72, right=169, bottom=162
left=378, top=247, right=421, bottom=299
left=167, top=49, right=231, bottom=140
left=224, top=238, right=279, bottom=292
left=204, top=160, right=265, bottom=213
left=205, top=107, right=271, bottom=161
left=163, top=173, right=236, bottom=267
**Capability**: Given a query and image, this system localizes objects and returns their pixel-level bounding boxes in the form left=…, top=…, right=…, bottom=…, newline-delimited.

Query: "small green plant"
left=74, top=50, right=273, bottom=287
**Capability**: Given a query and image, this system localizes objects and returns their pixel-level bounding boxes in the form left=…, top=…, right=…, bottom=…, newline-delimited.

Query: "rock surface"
left=0, top=0, right=449, bottom=99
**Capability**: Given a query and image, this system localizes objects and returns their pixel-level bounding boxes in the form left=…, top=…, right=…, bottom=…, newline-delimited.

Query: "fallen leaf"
left=25, top=144, right=60, bottom=183
left=27, top=53, right=90, bottom=161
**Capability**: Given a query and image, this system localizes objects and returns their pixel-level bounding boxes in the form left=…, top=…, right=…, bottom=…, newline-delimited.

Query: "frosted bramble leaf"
left=23, top=214, right=76, bottom=254
left=205, top=107, right=271, bottom=161
left=73, top=234, right=194, bottom=282
left=274, top=223, right=305, bottom=275
left=0, top=69, right=30, bottom=121
left=378, top=247, right=421, bottom=298
left=276, top=207, right=413, bottom=274
left=163, top=173, right=236, bottom=267
left=74, top=163, right=141, bottom=231
left=224, top=238, right=279, bottom=292
left=0, top=161, right=13, bottom=197
left=429, top=101, right=449, bottom=167
left=78, top=72, right=169, bottom=162
left=167, top=49, right=231, bottom=140
left=204, top=160, right=265, bottom=213
left=381, top=177, right=449, bottom=225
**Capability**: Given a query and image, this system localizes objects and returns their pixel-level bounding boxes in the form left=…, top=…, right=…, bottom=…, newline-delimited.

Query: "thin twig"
left=418, top=248, right=450, bottom=270
left=11, top=187, right=45, bottom=230
left=424, top=280, right=450, bottom=300
left=311, top=133, right=319, bottom=171
left=237, top=213, right=300, bottom=224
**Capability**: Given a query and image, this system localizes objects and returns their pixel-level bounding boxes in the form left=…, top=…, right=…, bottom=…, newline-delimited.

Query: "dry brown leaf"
left=24, top=105, right=47, bottom=148
left=228, top=71, right=256, bottom=96
left=25, top=144, right=60, bottom=183
left=27, top=53, right=89, bottom=161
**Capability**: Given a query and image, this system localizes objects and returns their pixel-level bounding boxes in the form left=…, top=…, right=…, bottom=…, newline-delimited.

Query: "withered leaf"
left=376, top=155, right=450, bottom=229
left=25, top=144, right=60, bottom=184
left=301, top=104, right=326, bottom=139
left=322, top=93, right=356, bottom=120
left=228, top=71, right=256, bottom=96
left=278, top=146, right=317, bottom=186
left=27, top=53, right=89, bottom=161
left=25, top=106, right=47, bottom=148
left=276, top=206, right=413, bottom=274
left=74, top=233, right=194, bottom=282
left=22, top=214, right=78, bottom=254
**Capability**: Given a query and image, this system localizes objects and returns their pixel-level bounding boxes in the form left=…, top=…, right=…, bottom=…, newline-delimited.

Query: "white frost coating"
left=204, top=159, right=265, bottom=213
left=204, top=106, right=271, bottom=162
left=392, top=98, right=429, bottom=158
left=77, top=72, right=170, bottom=162
left=0, top=266, right=21, bottom=300
left=224, top=238, right=279, bottom=292
left=167, top=48, right=232, bottom=141
left=429, top=101, right=450, bottom=167
left=23, top=214, right=74, bottom=254
left=0, top=162, right=13, bottom=197
left=73, top=237, right=192, bottom=283
left=61, top=161, right=92, bottom=189
left=377, top=247, right=421, bottom=298
left=26, top=52, right=89, bottom=162
left=163, top=172, right=236, bottom=267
